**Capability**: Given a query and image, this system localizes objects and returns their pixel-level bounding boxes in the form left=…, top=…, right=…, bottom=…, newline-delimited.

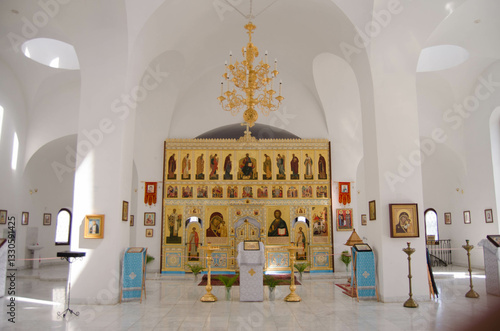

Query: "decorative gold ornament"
left=402, top=242, right=418, bottom=308
left=345, top=228, right=363, bottom=246
left=218, top=21, right=284, bottom=129
left=284, top=243, right=302, bottom=302
left=200, top=244, right=220, bottom=302
left=462, top=239, right=480, bottom=298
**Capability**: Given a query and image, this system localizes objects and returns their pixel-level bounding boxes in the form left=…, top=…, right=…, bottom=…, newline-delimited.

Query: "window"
left=292, top=217, right=310, bottom=228
left=424, top=208, right=439, bottom=241
left=55, top=208, right=72, bottom=245
left=0, top=105, right=4, bottom=142
left=11, top=132, right=18, bottom=170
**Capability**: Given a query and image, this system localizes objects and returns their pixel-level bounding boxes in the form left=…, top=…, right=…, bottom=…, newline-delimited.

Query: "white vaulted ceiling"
left=0, top=0, right=499, bottom=163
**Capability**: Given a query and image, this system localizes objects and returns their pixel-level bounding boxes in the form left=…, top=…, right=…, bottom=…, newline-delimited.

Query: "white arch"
left=313, top=52, right=363, bottom=178
left=489, top=106, right=500, bottom=227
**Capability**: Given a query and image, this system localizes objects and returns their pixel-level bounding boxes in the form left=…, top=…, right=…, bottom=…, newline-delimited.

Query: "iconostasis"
left=161, top=138, right=332, bottom=273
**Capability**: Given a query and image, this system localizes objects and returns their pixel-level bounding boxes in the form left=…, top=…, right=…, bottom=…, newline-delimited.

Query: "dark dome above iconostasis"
left=196, top=123, right=300, bottom=140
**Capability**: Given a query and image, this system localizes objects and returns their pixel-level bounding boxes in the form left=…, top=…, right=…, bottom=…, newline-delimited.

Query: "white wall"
left=24, top=75, right=80, bottom=165
left=23, top=135, right=77, bottom=266
left=419, top=63, right=500, bottom=268
left=0, top=59, right=30, bottom=268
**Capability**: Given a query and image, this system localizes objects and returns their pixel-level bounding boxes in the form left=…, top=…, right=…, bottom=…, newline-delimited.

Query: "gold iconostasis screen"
left=161, top=138, right=333, bottom=273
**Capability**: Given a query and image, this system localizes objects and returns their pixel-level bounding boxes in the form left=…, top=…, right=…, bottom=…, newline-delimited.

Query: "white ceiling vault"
left=0, top=0, right=499, bottom=166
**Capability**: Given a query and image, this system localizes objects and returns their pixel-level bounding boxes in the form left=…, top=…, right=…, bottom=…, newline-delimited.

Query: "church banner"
left=339, top=182, right=351, bottom=205
left=144, top=182, right=157, bottom=206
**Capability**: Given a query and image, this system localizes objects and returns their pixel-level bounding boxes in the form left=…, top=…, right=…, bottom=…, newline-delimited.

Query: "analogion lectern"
left=237, top=240, right=265, bottom=301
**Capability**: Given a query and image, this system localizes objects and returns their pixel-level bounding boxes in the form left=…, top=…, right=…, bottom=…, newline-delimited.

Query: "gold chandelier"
left=218, top=21, right=284, bottom=128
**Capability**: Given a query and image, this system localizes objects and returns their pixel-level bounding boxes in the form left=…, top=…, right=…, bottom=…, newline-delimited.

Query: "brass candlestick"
left=284, top=243, right=302, bottom=302
left=462, top=240, right=480, bottom=298
left=200, top=244, right=220, bottom=302
left=402, top=242, right=418, bottom=308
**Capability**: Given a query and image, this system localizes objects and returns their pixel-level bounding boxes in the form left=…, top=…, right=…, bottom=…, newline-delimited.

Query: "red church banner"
left=338, top=182, right=351, bottom=205
left=144, top=182, right=157, bottom=206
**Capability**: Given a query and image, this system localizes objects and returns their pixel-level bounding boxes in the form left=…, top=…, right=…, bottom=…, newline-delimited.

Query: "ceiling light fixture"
left=218, top=0, right=284, bottom=136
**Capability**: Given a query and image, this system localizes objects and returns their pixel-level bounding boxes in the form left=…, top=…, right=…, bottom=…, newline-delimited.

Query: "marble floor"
left=1, top=264, right=500, bottom=330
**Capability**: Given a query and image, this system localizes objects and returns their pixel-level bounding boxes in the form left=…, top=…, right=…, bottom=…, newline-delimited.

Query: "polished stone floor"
left=1, top=264, right=500, bottom=330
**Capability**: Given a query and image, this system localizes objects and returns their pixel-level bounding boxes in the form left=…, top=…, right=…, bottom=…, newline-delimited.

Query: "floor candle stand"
left=402, top=242, right=418, bottom=308
left=200, top=244, right=220, bottom=302
left=284, top=244, right=302, bottom=302
left=462, top=239, right=480, bottom=298
left=57, top=251, right=86, bottom=318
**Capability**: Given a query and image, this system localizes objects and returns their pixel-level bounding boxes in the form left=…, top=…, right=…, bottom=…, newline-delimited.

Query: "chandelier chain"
left=222, top=0, right=280, bottom=20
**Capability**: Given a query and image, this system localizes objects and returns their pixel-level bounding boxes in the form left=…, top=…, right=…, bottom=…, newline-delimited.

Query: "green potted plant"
left=145, top=254, right=155, bottom=273
left=217, top=274, right=239, bottom=300
left=294, top=262, right=309, bottom=281
left=186, top=263, right=205, bottom=281
left=264, top=274, right=282, bottom=301
left=146, top=254, right=155, bottom=264
left=340, top=250, right=352, bottom=281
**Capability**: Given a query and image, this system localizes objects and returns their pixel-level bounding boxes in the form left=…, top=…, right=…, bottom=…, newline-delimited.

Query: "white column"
left=67, top=2, right=133, bottom=304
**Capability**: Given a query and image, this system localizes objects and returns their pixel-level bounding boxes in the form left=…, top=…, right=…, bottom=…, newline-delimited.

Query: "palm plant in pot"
left=294, top=262, right=309, bottom=281
left=264, top=274, right=282, bottom=301
left=186, top=263, right=205, bottom=282
left=217, top=274, right=239, bottom=300
left=340, top=250, right=352, bottom=281
left=146, top=254, right=155, bottom=273
left=146, top=254, right=155, bottom=264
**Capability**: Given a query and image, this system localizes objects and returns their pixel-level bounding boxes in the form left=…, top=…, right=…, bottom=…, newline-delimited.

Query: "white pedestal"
left=240, top=265, right=263, bottom=301
left=480, top=239, right=500, bottom=296
left=237, top=242, right=265, bottom=302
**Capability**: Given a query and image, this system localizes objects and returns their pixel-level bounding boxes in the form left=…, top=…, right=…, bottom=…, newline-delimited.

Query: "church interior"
left=1, top=0, right=500, bottom=330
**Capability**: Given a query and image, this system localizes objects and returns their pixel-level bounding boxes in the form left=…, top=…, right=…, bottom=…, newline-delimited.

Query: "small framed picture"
left=361, top=214, right=367, bottom=226
left=444, top=212, right=452, bottom=225
left=464, top=211, right=471, bottom=224
left=485, top=209, right=493, bottom=223
left=130, top=215, right=134, bottom=226
left=146, top=228, right=153, bottom=237
left=336, top=208, right=353, bottom=231
left=122, top=201, right=129, bottom=221
left=354, top=243, right=372, bottom=251
left=22, top=212, right=29, bottom=225
left=369, top=200, right=376, bottom=220
left=84, top=214, right=104, bottom=239
left=144, top=212, right=156, bottom=226
left=244, top=240, right=260, bottom=251
left=389, top=203, right=419, bottom=238
left=43, top=213, right=51, bottom=226
left=0, top=210, right=7, bottom=224
left=487, top=235, right=500, bottom=247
